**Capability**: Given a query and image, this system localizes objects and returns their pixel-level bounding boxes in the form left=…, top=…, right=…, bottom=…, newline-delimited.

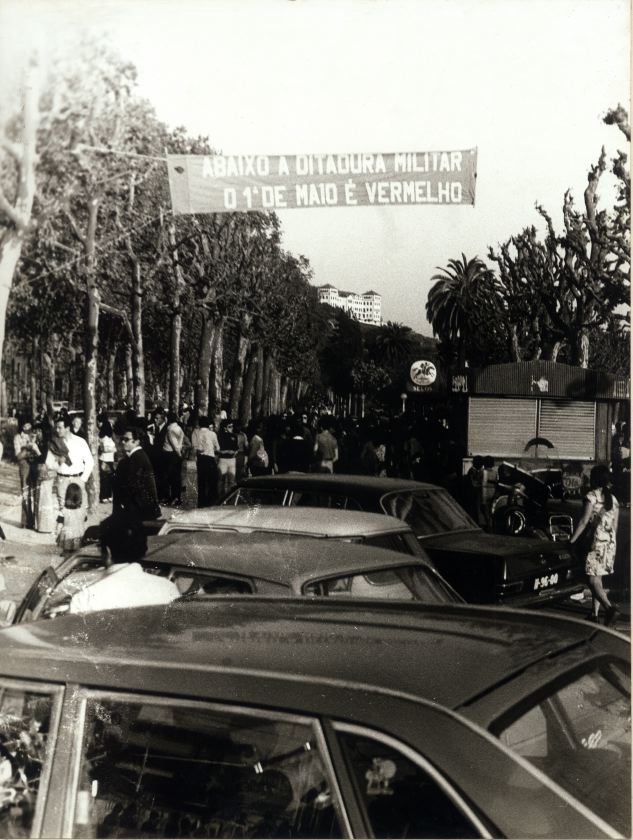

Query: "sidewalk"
left=0, top=459, right=112, bottom=601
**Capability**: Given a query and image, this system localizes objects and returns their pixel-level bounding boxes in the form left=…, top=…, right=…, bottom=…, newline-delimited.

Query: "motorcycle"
left=490, top=438, right=574, bottom=542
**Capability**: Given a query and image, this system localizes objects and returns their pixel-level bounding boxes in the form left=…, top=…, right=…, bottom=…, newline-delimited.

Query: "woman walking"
left=570, top=465, right=620, bottom=626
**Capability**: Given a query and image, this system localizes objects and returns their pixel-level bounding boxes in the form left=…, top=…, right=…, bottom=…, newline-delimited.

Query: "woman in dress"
left=570, top=464, right=620, bottom=626
left=32, top=421, right=56, bottom=533
left=13, top=419, right=39, bottom=529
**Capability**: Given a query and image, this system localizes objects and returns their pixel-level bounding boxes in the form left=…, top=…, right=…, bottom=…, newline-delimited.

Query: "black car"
left=222, top=474, right=585, bottom=607
left=0, top=597, right=628, bottom=838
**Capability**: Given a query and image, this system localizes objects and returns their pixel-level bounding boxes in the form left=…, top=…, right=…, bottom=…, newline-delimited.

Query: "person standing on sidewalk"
left=98, top=421, right=116, bottom=503
left=570, top=464, right=620, bottom=626
left=162, top=412, right=184, bottom=506
left=101, top=425, right=161, bottom=561
left=13, top=419, right=40, bottom=529
left=191, top=415, right=220, bottom=506
left=45, top=415, right=94, bottom=526
left=314, top=420, right=338, bottom=473
left=216, top=419, right=238, bottom=499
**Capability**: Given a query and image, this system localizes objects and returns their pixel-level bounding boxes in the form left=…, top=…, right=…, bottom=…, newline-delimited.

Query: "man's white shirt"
left=46, top=434, right=94, bottom=482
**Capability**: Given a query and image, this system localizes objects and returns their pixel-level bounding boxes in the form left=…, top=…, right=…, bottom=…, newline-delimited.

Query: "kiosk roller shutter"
left=468, top=398, right=537, bottom=457
left=538, top=400, right=595, bottom=459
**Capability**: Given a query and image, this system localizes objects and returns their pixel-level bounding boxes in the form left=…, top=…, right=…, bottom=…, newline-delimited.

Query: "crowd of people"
left=9, top=405, right=629, bottom=594
left=10, top=404, right=464, bottom=546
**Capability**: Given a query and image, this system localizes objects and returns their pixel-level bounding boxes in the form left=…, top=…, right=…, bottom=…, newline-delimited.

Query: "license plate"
left=533, top=572, right=559, bottom=591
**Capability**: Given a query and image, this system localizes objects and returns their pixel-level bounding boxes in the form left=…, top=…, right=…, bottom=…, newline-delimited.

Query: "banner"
left=167, top=149, right=477, bottom=214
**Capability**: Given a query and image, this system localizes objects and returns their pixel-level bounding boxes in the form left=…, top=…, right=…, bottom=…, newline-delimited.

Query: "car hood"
left=421, top=530, right=571, bottom=557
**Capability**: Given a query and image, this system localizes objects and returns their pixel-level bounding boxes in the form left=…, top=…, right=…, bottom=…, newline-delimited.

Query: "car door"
left=0, top=677, right=64, bottom=837
left=46, top=689, right=352, bottom=838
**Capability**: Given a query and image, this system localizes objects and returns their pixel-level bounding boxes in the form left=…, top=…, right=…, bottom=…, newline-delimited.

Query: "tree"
left=425, top=254, right=498, bottom=366
left=488, top=106, right=630, bottom=368
left=371, top=321, right=416, bottom=366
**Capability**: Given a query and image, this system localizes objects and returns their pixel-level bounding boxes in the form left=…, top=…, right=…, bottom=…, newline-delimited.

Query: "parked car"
left=0, top=533, right=460, bottom=625
left=158, top=505, right=426, bottom=556
left=221, top=474, right=585, bottom=607
left=0, top=597, right=628, bottom=838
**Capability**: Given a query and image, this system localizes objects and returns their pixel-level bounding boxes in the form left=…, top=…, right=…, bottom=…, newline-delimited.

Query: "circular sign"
left=410, top=360, right=437, bottom=387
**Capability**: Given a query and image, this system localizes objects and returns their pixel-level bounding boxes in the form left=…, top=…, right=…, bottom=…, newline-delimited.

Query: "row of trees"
left=0, top=47, right=322, bottom=431
left=426, top=107, right=630, bottom=373
left=0, top=43, right=434, bottom=441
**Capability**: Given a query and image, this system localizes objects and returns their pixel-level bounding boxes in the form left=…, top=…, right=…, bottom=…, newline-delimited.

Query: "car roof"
left=238, top=473, right=439, bottom=494
left=139, top=534, right=432, bottom=586
left=0, top=598, right=616, bottom=712
left=163, top=505, right=413, bottom=536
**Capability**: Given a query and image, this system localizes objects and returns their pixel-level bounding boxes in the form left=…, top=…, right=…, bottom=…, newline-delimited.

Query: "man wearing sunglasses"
left=101, top=426, right=161, bottom=561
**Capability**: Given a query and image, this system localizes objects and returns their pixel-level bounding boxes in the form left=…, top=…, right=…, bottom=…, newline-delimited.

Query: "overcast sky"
left=1, top=0, right=629, bottom=333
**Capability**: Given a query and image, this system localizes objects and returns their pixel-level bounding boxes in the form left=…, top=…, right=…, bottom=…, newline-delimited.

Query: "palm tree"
left=426, top=254, right=497, bottom=366
left=373, top=321, right=416, bottom=365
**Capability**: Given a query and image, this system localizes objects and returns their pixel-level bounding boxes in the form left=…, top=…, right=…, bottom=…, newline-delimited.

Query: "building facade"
left=317, top=284, right=382, bottom=326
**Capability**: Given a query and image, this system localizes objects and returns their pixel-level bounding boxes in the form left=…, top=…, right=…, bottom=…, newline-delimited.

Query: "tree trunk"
left=195, top=314, right=216, bottom=414
left=0, top=61, right=39, bottom=408
left=210, top=319, right=224, bottom=413
left=279, top=377, right=289, bottom=412
left=238, top=344, right=258, bottom=426
left=107, top=345, right=116, bottom=409
left=168, top=222, right=184, bottom=414
left=131, top=261, right=145, bottom=416
left=578, top=330, right=590, bottom=369
left=509, top=325, right=521, bottom=362
left=30, top=336, right=39, bottom=419
left=254, top=344, right=265, bottom=418
left=262, top=352, right=274, bottom=415
left=124, top=343, right=133, bottom=403
left=229, top=318, right=251, bottom=419
left=41, top=350, right=55, bottom=414
left=83, top=197, right=101, bottom=510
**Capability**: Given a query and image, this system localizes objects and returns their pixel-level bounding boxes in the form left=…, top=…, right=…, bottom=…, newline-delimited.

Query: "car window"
left=173, top=573, right=254, bottom=596
left=362, top=533, right=416, bottom=555
left=223, top=487, right=288, bottom=506
left=337, top=729, right=480, bottom=838
left=303, top=565, right=455, bottom=603
left=33, top=562, right=182, bottom=620
left=381, top=490, right=477, bottom=536
left=290, top=491, right=363, bottom=511
left=496, top=661, right=631, bottom=836
left=71, top=696, right=344, bottom=839
left=0, top=683, right=58, bottom=838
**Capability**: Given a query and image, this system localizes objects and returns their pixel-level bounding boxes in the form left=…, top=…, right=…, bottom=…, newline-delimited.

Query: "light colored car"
left=158, top=505, right=425, bottom=557
left=0, top=597, right=628, bottom=838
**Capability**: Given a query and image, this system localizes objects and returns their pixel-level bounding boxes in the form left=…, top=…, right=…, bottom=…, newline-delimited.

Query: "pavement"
left=0, top=460, right=174, bottom=603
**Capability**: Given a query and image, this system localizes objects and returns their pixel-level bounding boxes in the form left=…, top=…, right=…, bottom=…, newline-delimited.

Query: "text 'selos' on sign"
left=167, top=150, right=478, bottom=214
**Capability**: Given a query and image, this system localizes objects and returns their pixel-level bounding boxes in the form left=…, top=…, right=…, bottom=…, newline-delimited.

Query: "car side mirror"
left=0, top=599, right=17, bottom=626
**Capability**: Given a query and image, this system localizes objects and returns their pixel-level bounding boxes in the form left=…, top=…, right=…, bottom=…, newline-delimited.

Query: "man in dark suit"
left=101, top=425, right=161, bottom=561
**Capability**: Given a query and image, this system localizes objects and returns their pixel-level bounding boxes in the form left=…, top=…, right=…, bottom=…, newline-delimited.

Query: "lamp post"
left=400, top=392, right=408, bottom=415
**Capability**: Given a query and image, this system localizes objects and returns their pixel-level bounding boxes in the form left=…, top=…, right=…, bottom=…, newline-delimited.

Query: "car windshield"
left=495, top=661, right=631, bottom=836
left=303, top=564, right=458, bottom=603
left=381, top=489, right=478, bottom=537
